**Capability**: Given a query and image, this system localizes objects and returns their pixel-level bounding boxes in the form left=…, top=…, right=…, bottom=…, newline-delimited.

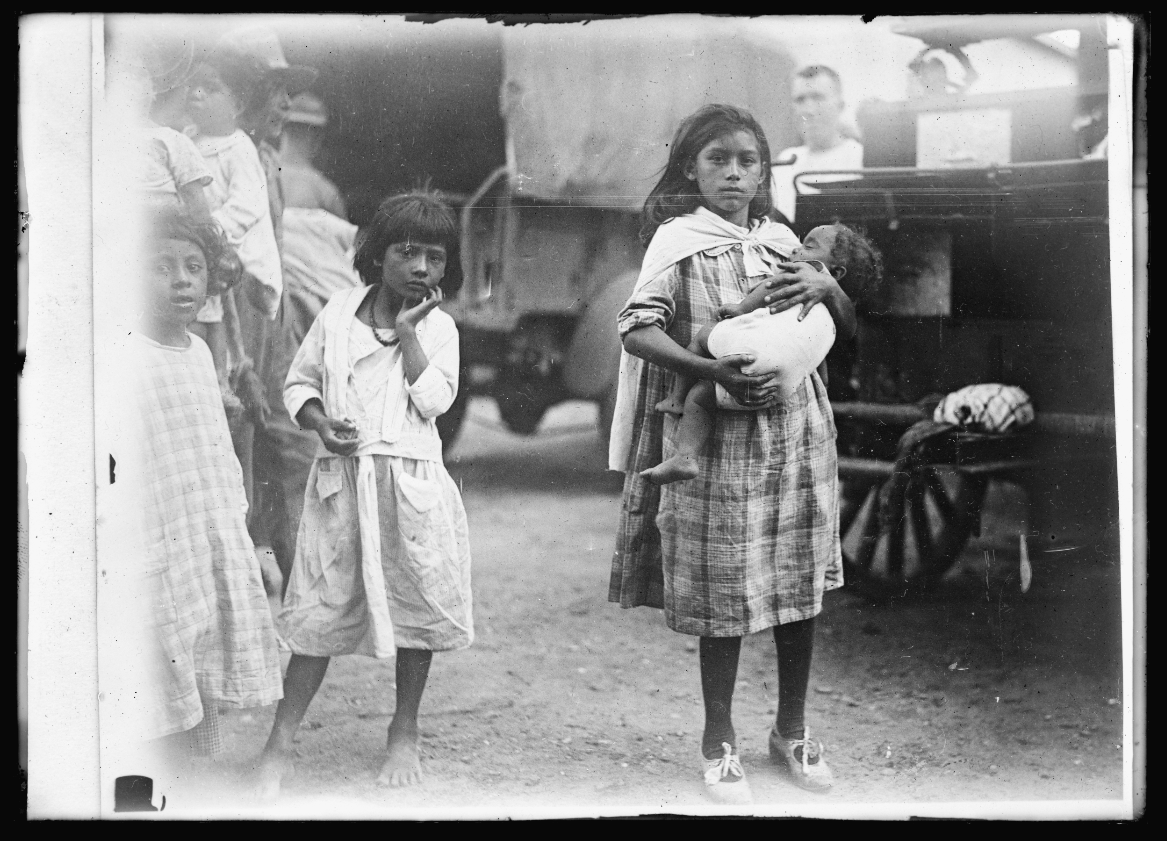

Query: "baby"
left=642, top=223, right=881, bottom=485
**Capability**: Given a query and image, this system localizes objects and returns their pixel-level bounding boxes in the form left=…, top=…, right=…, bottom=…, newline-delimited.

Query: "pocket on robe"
left=316, top=460, right=344, bottom=502
left=395, top=472, right=447, bottom=582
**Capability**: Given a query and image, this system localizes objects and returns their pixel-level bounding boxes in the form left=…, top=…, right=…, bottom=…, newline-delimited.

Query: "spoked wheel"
left=842, top=466, right=988, bottom=597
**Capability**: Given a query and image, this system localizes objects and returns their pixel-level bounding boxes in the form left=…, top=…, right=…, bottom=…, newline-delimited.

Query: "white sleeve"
left=405, top=321, right=459, bottom=419
left=283, top=309, right=327, bottom=426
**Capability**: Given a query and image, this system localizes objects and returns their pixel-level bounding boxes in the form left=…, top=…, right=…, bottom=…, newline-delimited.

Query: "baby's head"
left=186, top=60, right=248, bottom=137
left=353, top=190, right=464, bottom=298
left=790, top=223, right=883, bottom=303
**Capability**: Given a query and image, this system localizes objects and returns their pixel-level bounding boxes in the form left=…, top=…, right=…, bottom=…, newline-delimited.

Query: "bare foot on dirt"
left=251, top=751, right=295, bottom=805
left=377, top=721, right=423, bottom=788
left=655, top=394, right=686, bottom=415
left=641, top=454, right=700, bottom=485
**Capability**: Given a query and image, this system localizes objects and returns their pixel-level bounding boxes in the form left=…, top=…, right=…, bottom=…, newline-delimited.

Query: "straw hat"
left=216, top=25, right=317, bottom=94
left=286, top=92, right=329, bottom=127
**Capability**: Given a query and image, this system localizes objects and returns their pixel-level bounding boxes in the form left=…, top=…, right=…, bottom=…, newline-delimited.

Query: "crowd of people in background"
left=111, top=23, right=363, bottom=777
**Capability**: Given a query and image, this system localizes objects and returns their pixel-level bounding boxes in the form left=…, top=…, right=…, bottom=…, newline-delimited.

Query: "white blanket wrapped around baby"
left=705, top=303, right=836, bottom=410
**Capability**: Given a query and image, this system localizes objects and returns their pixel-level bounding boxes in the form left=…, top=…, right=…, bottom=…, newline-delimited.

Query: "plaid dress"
left=133, top=333, right=283, bottom=738
left=609, top=247, right=843, bottom=636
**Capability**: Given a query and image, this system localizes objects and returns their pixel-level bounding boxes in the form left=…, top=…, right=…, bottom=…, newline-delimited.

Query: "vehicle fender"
left=561, top=269, right=639, bottom=400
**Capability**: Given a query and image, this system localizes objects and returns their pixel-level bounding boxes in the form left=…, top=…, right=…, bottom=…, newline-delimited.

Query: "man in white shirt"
left=772, top=65, right=864, bottom=224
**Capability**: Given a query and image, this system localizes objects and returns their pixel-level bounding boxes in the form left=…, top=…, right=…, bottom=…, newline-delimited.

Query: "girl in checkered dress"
left=126, top=207, right=283, bottom=765
left=608, top=105, right=859, bottom=802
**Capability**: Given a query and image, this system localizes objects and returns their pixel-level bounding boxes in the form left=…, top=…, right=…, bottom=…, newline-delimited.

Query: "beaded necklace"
left=368, top=288, right=400, bottom=347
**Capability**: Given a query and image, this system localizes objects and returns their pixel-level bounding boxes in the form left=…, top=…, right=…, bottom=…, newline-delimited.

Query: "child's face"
left=685, top=130, right=763, bottom=228
left=790, top=225, right=840, bottom=270
left=146, top=237, right=209, bottom=331
left=186, top=65, right=241, bottom=136
left=380, top=241, right=447, bottom=305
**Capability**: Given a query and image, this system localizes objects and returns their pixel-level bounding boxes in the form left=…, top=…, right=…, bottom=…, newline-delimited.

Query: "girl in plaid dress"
left=125, top=207, right=283, bottom=765
left=608, top=105, right=859, bottom=803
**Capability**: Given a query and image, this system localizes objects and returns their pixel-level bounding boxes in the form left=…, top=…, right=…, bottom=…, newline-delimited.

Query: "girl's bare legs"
left=699, top=636, right=742, bottom=758
left=641, top=380, right=717, bottom=485
left=377, top=648, right=433, bottom=787
left=656, top=326, right=714, bottom=415
left=254, top=654, right=330, bottom=799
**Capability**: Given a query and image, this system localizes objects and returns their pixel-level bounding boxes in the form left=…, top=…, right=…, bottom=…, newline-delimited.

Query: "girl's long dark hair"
left=353, top=190, right=463, bottom=296
left=640, top=104, right=774, bottom=246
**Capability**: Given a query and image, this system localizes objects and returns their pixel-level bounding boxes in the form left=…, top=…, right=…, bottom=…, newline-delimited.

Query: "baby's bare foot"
left=655, top=395, right=686, bottom=415
left=377, top=724, right=423, bottom=788
left=640, top=454, right=700, bottom=485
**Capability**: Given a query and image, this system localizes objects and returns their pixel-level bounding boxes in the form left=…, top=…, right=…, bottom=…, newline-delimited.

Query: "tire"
left=842, top=467, right=988, bottom=597
left=436, top=345, right=470, bottom=455
left=495, top=370, right=550, bottom=435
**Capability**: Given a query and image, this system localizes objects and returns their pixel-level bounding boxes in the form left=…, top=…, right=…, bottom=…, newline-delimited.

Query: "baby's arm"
left=716, top=279, right=777, bottom=321
left=177, top=181, right=214, bottom=224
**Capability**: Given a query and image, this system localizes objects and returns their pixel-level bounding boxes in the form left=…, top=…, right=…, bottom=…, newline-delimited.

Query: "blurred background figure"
left=906, top=46, right=980, bottom=99
left=264, top=91, right=362, bottom=591
left=771, top=66, right=864, bottom=224
left=211, top=25, right=317, bottom=595
left=1072, top=99, right=1108, bottom=159
left=280, top=93, right=348, bottom=219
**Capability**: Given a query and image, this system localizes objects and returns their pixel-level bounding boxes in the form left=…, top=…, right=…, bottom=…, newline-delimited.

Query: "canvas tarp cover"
left=500, top=18, right=800, bottom=209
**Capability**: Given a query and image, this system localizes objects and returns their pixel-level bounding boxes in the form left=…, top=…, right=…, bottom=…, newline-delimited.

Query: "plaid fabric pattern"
left=134, top=334, right=284, bottom=738
left=610, top=249, right=843, bottom=636
left=933, top=384, right=1035, bottom=433
left=186, top=704, right=225, bottom=758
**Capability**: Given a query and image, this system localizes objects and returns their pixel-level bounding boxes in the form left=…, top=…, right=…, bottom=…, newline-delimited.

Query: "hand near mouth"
left=395, top=286, right=443, bottom=333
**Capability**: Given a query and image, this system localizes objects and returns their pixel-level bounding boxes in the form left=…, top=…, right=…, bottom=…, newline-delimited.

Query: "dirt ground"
left=170, top=398, right=1127, bottom=819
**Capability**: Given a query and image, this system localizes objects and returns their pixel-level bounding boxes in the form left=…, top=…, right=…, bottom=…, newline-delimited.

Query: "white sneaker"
left=702, top=742, right=753, bottom=804
left=769, top=726, right=834, bottom=791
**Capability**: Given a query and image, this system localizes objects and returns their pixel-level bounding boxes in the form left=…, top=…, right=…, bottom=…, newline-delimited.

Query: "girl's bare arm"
left=764, top=263, right=858, bottom=340
left=623, top=325, right=779, bottom=407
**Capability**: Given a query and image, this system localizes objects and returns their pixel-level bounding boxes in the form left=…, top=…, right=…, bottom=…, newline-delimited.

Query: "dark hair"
left=640, top=104, right=774, bottom=245
left=796, top=64, right=843, bottom=91
left=827, top=223, right=883, bottom=303
left=146, top=205, right=241, bottom=294
left=353, top=190, right=463, bottom=296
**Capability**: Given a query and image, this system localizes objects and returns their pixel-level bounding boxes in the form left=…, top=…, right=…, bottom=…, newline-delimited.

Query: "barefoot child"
left=255, top=191, right=472, bottom=800
left=127, top=207, right=283, bottom=768
left=608, top=104, right=856, bottom=803
left=643, top=223, right=882, bottom=485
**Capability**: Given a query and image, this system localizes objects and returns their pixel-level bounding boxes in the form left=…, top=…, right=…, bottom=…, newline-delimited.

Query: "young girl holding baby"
left=254, top=191, right=473, bottom=801
left=608, top=104, right=857, bottom=803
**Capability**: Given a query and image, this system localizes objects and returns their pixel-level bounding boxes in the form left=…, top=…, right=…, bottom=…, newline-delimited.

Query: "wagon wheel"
left=843, top=466, right=988, bottom=596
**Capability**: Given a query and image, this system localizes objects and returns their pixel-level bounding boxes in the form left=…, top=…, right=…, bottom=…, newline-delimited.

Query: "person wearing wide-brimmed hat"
left=255, top=92, right=362, bottom=592
left=280, top=93, right=348, bottom=219
left=210, top=25, right=319, bottom=593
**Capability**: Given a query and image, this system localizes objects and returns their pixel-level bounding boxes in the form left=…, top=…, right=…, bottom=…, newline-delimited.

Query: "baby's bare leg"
left=656, top=325, right=716, bottom=415
left=641, top=380, right=717, bottom=485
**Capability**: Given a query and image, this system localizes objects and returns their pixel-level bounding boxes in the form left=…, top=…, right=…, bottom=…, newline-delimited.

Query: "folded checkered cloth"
left=933, top=384, right=1034, bottom=433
